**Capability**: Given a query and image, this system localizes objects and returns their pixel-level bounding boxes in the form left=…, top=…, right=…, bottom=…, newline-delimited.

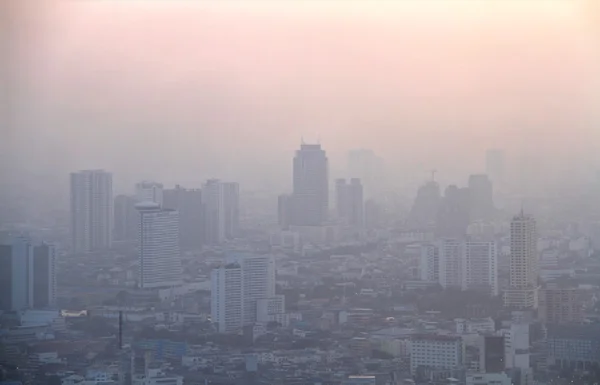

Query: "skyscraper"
left=468, top=174, right=494, bottom=222
left=114, top=194, right=138, bottom=242
left=347, top=148, right=384, bottom=200
left=291, top=143, right=329, bottom=226
left=136, top=202, right=182, bottom=289
left=0, top=238, right=56, bottom=311
left=438, top=238, right=463, bottom=289
left=135, top=181, right=164, bottom=207
left=436, top=185, right=470, bottom=238
left=70, top=170, right=113, bottom=253
left=335, top=178, right=364, bottom=229
left=203, top=180, right=239, bottom=245
left=163, top=185, right=203, bottom=251
left=463, top=240, right=498, bottom=296
left=408, top=181, right=441, bottom=229
left=504, top=212, right=538, bottom=308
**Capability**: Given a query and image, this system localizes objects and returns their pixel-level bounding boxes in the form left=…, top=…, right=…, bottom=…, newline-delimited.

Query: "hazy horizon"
left=3, top=0, right=599, bottom=200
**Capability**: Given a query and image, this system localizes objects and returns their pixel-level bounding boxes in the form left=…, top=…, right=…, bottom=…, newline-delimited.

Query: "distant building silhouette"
left=291, top=143, right=329, bottom=226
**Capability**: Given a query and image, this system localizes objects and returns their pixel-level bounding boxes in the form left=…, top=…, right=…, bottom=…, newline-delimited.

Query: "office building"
left=436, top=185, right=470, bottom=238
left=163, top=185, right=203, bottom=251
left=136, top=202, right=182, bottom=289
left=479, top=335, right=505, bottom=373
left=291, top=143, right=329, bottom=226
left=135, top=181, right=163, bottom=206
left=408, top=181, right=441, bottom=229
left=32, top=243, right=56, bottom=309
left=113, top=194, right=138, bottom=242
left=463, top=241, right=498, bottom=296
left=538, top=283, right=583, bottom=325
left=70, top=170, right=113, bottom=253
left=277, top=194, right=293, bottom=230
left=504, top=212, right=538, bottom=309
left=335, top=178, right=364, bottom=229
left=211, top=262, right=244, bottom=333
left=211, top=253, right=275, bottom=332
left=410, top=334, right=464, bottom=374
left=468, top=174, right=494, bottom=222
left=547, top=325, right=600, bottom=370
left=438, top=238, right=463, bottom=289
left=0, top=238, right=56, bottom=311
left=420, top=243, right=439, bottom=283
left=347, top=148, right=384, bottom=199
left=203, top=179, right=239, bottom=245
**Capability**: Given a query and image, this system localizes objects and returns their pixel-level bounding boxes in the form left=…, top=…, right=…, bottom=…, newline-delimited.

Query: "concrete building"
left=291, top=143, right=329, bottom=226
left=114, top=194, right=138, bottom=242
left=211, top=262, right=243, bottom=333
left=463, top=241, right=498, bottom=296
left=32, top=243, right=57, bottom=309
left=547, top=325, right=600, bottom=370
left=420, top=243, right=439, bottom=283
left=479, top=335, right=505, bottom=373
left=438, top=238, right=463, bottom=289
left=410, top=334, right=464, bottom=374
left=136, top=202, right=182, bottom=289
left=163, top=185, right=203, bottom=251
left=538, top=283, right=583, bottom=325
left=135, top=181, right=164, bottom=207
left=70, top=169, right=113, bottom=252
left=466, top=372, right=511, bottom=385
left=335, top=178, right=364, bottom=229
left=504, top=212, right=538, bottom=309
left=256, top=295, right=286, bottom=324
left=203, top=179, right=239, bottom=245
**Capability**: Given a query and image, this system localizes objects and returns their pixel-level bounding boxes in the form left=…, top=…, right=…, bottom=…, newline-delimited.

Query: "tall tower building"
left=408, top=181, right=441, bottom=229
left=420, top=243, right=440, bottom=283
left=463, top=240, right=498, bottom=296
left=436, top=185, right=470, bottom=238
left=504, top=212, right=538, bottom=308
left=114, top=194, right=138, bottom=242
left=438, top=238, right=463, bottom=289
left=211, top=262, right=244, bottom=333
left=203, top=180, right=239, bottom=245
left=70, top=170, right=113, bottom=253
left=135, top=181, right=164, bottom=207
left=136, top=202, right=182, bottom=289
left=335, top=178, right=364, bottom=229
left=163, top=185, right=203, bottom=251
left=468, top=174, right=494, bottom=222
left=291, top=143, right=329, bottom=226
left=347, top=148, right=384, bottom=200
left=0, top=238, right=56, bottom=311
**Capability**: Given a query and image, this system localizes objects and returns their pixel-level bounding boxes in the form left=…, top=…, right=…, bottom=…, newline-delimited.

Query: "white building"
left=70, top=169, right=113, bottom=253
left=438, top=238, right=463, bottom=289
left=135, top=181, right=164, bottom=207
left=211, top=253, right=275, bottom=332
left=454, top=317, right=495, bottom=334
left=257, top=295, right=286, bottom=324
left=136, top=202, right=182, bottom=289
left=420, top=243, right=439, bottom=282
left=211, top=263, right=243, bottom=333
left=410, top=334, right=464, bottom=374
left=463, top=241, right=498, bottom=296
left=504, top=212, right=538, bottom=308
left=203, top=179, right=239, bottom=245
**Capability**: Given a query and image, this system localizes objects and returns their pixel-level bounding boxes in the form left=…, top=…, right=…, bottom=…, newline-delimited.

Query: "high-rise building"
left=335, top=178, right=364, bottom=229
left=32, top=243, right=56, bottom=309
left=438, top=238, right=463, bottom=289
left=70, top=170, right=113, bottom=253
left=436, top=185, right=470, bottom=238
left=468, top=174, right=494, bottom=222
left=163, top=185, right=203, bottom=251
left=479, top=335, right=505, bottom=373
left=291, top=143, right=329, bottom=226
left=485, top=149, right=505, bottom=187
left=135, top=181, right=164, bottom=207
left=420, top=243, right=440, bottom=283
left=0, top=238, right=56, bottom=311
left=211, top=262, right=243, bottom=333
left=277, top=194, right=293, bottom=230
left=136, top=202, right=182, bottom=289
left=203, top=179, right=239, bottom=245
left=410, top=334, right=464, bottom=374
left=408, top=181, right=441, bottom=229
left=463, top=240, right=498, bottom=296
left=114, top=194, right=138, bottom=242
left=504, top=212, right=538, bottom=309
left=347, top=148, right=384, bottom=200
left=211, top=253, right=275, bottom=332
left=538, top=282, right=583, bottom=324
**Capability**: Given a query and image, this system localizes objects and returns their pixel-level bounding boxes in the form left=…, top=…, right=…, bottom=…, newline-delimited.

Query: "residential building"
left=70, top=169, right=113, bottom=252
left=504, top=212, right=538, bottom=309
left=420, top=243, right=439, bottom=283
left=538, top=283, right=583, bottom=324
left=163, top=185, right=203, bottom=251
left=438, top=238, right=463, bottom=289
left=136, top=202, right=182, bottom=289
left=211, top=262, right=243, bottom=333
left=463, top=240, right=498, bottom=296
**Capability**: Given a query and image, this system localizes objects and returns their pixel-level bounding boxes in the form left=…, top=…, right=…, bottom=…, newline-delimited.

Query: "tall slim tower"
left=504, top=212, right=538, bottom=308
left=336, top=178, right=364, bottom=229
left=70, top=170, right=113, bottom=253
left=163, top=185, right=203, bottom=251
left=203, top=179, right=239, bottom=245
left=291, top=143, right=329, bottom=226
left=136, top=202, right=182, bottom=289
left=32, top=243, right=57, bottom=309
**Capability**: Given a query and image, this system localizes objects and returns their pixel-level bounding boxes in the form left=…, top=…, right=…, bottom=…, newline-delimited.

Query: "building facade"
left=291, top=143, right=329, bottom=226
left=504, top=212, right=538, bottom=309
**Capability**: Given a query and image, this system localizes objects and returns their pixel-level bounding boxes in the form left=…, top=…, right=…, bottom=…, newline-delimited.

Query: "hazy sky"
left=5, top=0, right=600, bottom=197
